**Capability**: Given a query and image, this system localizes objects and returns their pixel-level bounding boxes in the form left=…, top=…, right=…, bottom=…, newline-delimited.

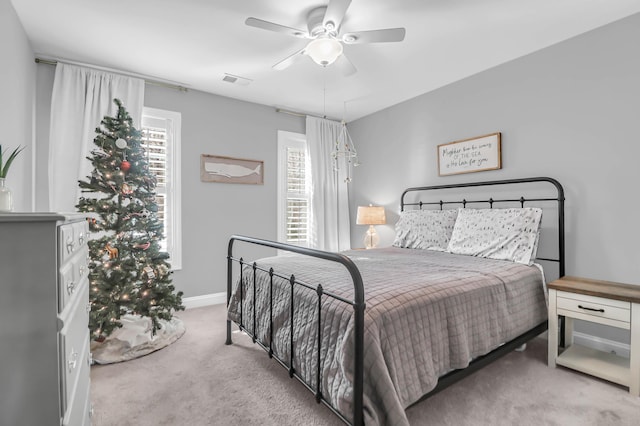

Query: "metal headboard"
left=400, top=177, right=565, bottom=277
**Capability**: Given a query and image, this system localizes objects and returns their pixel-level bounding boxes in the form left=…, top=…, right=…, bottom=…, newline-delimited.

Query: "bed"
left=225, top=177, right=565, bottom=425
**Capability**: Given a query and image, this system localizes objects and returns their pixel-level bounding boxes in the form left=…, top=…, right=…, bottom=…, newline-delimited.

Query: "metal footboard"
left=226, top=235, right=365, bottom=425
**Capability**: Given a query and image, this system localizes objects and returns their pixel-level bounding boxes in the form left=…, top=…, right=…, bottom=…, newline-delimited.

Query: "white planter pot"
left=0, top=178, right=13, bottom=212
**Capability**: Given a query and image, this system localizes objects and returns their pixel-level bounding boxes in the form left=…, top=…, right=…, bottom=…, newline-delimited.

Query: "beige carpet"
left=91, top=304, right=640, bottom=425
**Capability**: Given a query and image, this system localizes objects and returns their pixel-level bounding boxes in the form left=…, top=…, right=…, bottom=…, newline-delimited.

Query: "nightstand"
left=547, top=276, right=640, bottom=396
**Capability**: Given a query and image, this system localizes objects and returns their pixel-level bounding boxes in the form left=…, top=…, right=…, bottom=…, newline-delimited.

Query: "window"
left=277, top=131, right=310, bottom=248
left=141, top=107, right=182, bottom=270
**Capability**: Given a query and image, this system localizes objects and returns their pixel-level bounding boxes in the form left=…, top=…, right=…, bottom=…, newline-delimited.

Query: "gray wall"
left=34, top=64, right=304, bottom=297
left=144, top=85, right=304, bottom=296
left=349, top=12, right=640, bottom=287
left=0, top=0, right=35, bottom=212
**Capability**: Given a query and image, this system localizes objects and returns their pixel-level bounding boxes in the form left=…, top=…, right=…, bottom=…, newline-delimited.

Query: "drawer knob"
left=67, top=281, right=75, bottom=295
left=86, top=302, right=92, bottom=314
left=578, top=304, right=605, bottom=313
left=68, top=350, right=78, bottom=372
left=78, top=232, right=85, bottom=245
left=66, top=236, right=75, bottom=253
left=79, top=265, right=85, bottom=278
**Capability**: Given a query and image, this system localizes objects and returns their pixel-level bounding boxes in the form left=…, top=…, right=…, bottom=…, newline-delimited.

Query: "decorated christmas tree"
left=77, top=99, right=184, bottom=340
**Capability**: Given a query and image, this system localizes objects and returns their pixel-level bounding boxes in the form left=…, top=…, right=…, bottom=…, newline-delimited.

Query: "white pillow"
left=392, top=209, right=458, bottom=251
left=446, top=207, right=542, bottom=265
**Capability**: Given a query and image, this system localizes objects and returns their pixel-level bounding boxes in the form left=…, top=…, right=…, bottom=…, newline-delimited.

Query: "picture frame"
left=200, top=154, right=264, bottom=184
left=437, top=132, right=501, bottom=176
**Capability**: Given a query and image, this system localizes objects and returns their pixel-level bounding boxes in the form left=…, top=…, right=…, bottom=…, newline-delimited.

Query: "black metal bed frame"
left=226, top=176, right=565, bottom=425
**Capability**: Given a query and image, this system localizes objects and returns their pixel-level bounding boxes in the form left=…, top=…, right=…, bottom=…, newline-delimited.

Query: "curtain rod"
left=35, top=58, right=188, bottom=92
left=276, top=108, right=341, bottom=123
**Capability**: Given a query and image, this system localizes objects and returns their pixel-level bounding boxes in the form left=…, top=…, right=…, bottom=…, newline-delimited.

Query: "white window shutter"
left=141, top=108, right=182, bottom=269
left=286, top=146, right=308, bottom=244
left=277, top=131, right=310, bottom=248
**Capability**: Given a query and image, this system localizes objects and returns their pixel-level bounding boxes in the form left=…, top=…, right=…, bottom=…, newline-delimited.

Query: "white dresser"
left=0, top=213, right=92, bottom=426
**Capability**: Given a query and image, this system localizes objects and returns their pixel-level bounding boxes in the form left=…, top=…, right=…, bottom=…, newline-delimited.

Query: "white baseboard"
left=573, top=331, right=630, bottom=358
left=182, top=292, right=226, bottom=309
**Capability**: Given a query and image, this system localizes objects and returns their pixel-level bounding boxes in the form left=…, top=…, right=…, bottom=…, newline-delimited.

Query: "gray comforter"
left=227, top=247, right=547, bottom=425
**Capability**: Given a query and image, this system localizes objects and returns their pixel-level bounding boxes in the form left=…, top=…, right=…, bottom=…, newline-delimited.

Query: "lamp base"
left=363, top=225, right=379, bottom=249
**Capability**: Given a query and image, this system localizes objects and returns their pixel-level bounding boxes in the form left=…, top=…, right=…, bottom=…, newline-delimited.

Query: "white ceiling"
left=11, top=0, right=640, bottom=121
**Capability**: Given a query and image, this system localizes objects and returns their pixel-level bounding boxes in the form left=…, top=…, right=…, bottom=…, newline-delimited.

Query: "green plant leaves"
left=0, top=145, right=25, bottom=178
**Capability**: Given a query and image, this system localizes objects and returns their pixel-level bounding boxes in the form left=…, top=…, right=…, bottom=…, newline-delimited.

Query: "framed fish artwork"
left=200, top=154, right=264, bottom=184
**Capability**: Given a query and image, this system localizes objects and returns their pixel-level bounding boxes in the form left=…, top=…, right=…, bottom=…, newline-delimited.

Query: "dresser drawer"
left=557, top=292, right=630, bottom=324
left=82, top=389, right=94, bottom=426
left=59, top=283, right=90, bottom=415
left=75, top=245, right=89, bottom=285
left=59, top=220, right=89, bottom=265
left=59, top=223, right=77, bottom=265
left=58, top=245, right=89, bottom=313
left=58, top=262, right=75, bottom=313
left=62, top=338, right=91, bottom=426
left=73, top=220, right=89, bottom=249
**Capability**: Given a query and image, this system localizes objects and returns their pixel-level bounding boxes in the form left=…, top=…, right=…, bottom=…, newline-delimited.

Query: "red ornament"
left=120, top=161, right=131, bottom=172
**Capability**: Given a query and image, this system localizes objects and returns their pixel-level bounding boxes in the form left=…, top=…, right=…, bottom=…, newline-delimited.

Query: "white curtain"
left=48, top=63, right=145, bottom=212
left=306, top=116, right=351, bottom=252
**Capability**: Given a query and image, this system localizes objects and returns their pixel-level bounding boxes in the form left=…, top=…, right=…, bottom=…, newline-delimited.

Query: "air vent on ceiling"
left=222, top=73, right=252, bottom=86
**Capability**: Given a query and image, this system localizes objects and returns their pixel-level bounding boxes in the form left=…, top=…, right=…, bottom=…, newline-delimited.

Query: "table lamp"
left=356, top=205, right=386, bottom=249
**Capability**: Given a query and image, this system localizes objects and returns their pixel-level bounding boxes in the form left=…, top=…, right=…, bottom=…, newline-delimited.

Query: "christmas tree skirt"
left=91, top=314, right=186, bottom=364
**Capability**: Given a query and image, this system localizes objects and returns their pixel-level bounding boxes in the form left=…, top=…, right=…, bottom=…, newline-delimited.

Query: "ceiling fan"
left=245, top=0, right=406, bottom=76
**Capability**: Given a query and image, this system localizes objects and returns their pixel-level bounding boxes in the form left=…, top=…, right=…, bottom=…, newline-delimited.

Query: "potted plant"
left=0, top=144, right=25, bottom=212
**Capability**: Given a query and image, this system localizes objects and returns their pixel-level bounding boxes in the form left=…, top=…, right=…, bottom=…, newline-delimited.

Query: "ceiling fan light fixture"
left=246, top=0, right=406, bottom=74
left=306, top=37, right=343, bottom=66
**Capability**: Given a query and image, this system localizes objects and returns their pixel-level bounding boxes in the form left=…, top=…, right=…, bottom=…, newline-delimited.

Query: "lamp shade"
left=356, top=205, right=386, bottom=225
left=306, top=37, right=343, bottom=66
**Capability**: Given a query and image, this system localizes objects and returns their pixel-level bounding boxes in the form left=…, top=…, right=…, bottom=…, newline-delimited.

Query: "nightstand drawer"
left=557, top=293, right=630, bottom=324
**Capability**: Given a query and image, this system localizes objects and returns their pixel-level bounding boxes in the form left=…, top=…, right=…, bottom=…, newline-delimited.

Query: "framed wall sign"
left=437, top=132, right=501, bottom=176
left=200, top=154, right=264, bottom=184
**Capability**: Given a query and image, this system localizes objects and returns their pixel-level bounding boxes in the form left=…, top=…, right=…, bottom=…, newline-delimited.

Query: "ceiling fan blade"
left=273, top=48, right=307, bottom=70
left=334, top=54, right=357, bottom=76
left=323, top=0, right=352, bottom=32
left=342, top=28, right=406, bottom=44
left=245, top=17, right=308, bottom=38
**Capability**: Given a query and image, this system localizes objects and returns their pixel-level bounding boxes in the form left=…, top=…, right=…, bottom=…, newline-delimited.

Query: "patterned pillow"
left=392, top=209, right=459, bottom=251
left=446, top=207, right=543, bottom=265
